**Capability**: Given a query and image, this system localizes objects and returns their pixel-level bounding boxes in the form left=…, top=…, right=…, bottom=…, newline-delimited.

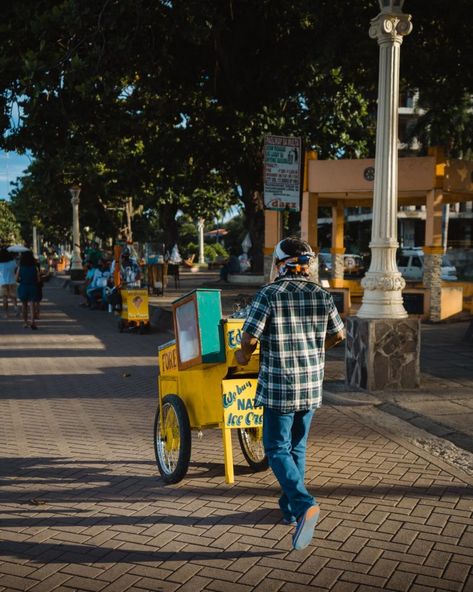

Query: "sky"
left=0, top=151, right=30, bottom=200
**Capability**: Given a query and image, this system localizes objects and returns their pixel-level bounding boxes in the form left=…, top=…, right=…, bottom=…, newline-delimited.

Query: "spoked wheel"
left=154, top=394, right=191, bottom=484
left=237, top=427, right=268, bottom=472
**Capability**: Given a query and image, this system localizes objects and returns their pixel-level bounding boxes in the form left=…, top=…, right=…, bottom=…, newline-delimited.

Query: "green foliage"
left=183, top=241, right=197, bottom=259
left=212, top=242, right=228, bottom=257
left=223, top=213, right=247, bottom=254
left=1, top=0, right=472, bottom=267
left=180, top=239, right=228, bottom=262
left=204, top=243, right=228, bottom=262
left=410, top=94, right=473, bottom=159
left=0, top=200, right=22, bottom=244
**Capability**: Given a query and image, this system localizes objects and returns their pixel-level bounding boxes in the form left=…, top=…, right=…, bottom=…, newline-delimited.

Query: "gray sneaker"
left=292, top=505, right=320, bottom=550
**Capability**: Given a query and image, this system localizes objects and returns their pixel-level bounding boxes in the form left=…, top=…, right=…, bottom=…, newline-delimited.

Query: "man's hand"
left=235, top=348, right=250, bottom=366
left=235, top=331, right=258, bottom=366
left=325, top=330, right=345, bottom=350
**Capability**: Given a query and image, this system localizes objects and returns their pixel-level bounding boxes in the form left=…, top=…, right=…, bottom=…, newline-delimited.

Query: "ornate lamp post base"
left=358, top=268, right=407, bottom=319
left=346, top=317, right=420, bottom=390
left=70, top=263, right=85, bottom=282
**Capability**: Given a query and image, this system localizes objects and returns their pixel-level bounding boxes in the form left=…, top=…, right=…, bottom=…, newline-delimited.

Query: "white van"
left=397, top=248, right=458, bottom=281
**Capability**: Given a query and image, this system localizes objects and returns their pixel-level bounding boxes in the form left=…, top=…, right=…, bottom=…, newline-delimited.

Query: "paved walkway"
left=0, top=275, right=472, bottom=592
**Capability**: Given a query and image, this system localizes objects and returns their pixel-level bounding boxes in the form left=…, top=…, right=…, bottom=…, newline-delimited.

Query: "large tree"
left=1, top=1, right=472, bottom=268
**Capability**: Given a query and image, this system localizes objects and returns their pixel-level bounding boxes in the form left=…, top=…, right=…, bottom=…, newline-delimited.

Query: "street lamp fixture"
left=379, top=0, right=404, bottom=11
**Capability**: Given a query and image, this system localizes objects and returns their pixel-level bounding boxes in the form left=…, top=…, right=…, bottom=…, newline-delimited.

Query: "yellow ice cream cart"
left=113, top=244, right=150, bottom=334
left=118, top=288, right=150, bottom=333
left=154, top=288, right=268, bottom=484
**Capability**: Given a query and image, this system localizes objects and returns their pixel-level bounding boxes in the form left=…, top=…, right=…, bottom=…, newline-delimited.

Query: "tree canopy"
left=1, top=1, right=472, bottom=268
left=0, top=200, right=22, bottom=244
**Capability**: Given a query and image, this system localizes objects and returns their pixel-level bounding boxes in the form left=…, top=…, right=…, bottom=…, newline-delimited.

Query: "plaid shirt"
left=243, top=276, right=344, bottom=413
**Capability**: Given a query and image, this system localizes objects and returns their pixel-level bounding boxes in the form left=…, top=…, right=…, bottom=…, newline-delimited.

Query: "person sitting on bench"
left=87, top=259, right=112, bottom=309
left=220, top=250, right=241, bottom=282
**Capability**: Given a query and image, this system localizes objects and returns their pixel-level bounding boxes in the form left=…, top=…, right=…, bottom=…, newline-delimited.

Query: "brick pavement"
left=0, top=278, right=472, bottom=591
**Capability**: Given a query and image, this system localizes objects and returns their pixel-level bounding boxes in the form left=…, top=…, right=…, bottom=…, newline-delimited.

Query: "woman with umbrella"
left=16, top=250, right=41, bottom=329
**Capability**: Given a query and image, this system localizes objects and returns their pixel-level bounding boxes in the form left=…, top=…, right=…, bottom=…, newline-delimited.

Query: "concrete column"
left=357, top=2, right=412, bottom=319
left=331, top=200, right=345, bottom=288
left=424, top=188, right=444, bottom=321
left=264, top=209, right=282, bottom=281
left=301, top=191, right=319, bottom=283
left=425, top=188, right=444, bottom=247
left=423, top=248, right=443, bottom=322
left=301, top=192, right=318, bottom=248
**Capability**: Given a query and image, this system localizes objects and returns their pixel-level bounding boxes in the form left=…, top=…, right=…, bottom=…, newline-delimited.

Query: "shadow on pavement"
left=0, top=457, right=471, bottom=507
left=0, top=365, right=157, bottom=399
left=0, top=539, right=284, bottom=564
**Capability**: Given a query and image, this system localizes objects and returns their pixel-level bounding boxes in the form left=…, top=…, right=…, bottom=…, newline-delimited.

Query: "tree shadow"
left=0, top=539, right=285, bottom=564
left=0, top=365, right=158, bottom=399
left=0, top=456, right=471, bottom=510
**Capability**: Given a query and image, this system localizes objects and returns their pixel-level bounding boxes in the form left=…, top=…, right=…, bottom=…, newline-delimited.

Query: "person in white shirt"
left=86, top=259, right=111, bottom=309
left=0, top=248, right=19, bottom=317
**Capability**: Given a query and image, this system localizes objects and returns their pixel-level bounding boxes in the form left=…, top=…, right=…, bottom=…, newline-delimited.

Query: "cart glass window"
left=175, top=300, right=200, bottom=363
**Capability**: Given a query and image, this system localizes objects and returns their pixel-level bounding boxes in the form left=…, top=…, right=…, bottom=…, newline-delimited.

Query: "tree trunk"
left=241, top=188, right=265, bottom=273
left=160, top=203, right=179, bottom=250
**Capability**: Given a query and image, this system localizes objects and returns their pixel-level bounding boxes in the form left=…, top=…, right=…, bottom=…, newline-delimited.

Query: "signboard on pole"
left=264, top=135, right=302, bottom=211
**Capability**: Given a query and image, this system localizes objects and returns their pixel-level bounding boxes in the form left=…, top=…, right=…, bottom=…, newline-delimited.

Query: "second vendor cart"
left=118, top=287, right=150, bottom=333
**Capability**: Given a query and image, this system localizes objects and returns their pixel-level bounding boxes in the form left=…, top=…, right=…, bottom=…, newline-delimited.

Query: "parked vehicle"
left=343, top=254, right=365, bottom=277
left=318, top=252, right=332, bottom=276
left=318, top=252, right=365, bottom=277
left=397, top=248, right=458, bottom=281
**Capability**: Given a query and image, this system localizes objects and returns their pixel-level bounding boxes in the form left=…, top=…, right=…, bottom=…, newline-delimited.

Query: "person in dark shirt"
left=16, top=250, right=41, bottom=329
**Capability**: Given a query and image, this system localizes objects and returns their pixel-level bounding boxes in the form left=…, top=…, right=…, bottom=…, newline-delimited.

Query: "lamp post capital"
left=69, top=184, right=82, bottom=207
left=370, top=3, right=412, bottom=45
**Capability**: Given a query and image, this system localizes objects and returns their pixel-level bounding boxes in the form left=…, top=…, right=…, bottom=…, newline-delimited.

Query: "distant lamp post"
left=69, top=184, right=84, bottom=280
left=32, top=225, right=38, bottom=259
left=197, top=218, right=205, bottom=265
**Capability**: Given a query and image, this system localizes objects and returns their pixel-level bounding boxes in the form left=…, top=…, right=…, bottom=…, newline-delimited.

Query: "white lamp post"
left=69, top=184, right=84, bottom=280
left=32, top=225, right=38, bottom=259
left=357, top=0, right=412, bottom=319
left=345, top=1, right=420, bottom=391
left=197, top=217, right=205, bottom=265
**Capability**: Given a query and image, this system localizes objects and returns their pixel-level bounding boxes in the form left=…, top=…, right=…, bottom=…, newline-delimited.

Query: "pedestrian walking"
left=16, top=250, right=41, bottom=329
left=0, top=247, right=19, bottom=318
left=235, top=236, right=345, bottom=550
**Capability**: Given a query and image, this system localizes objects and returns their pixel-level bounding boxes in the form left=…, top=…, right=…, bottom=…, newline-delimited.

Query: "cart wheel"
left=237, top=427, right=268, bottom=472
left=154, top=395, right=191, bottom=484
left=118, top=319, right=125, bottom=333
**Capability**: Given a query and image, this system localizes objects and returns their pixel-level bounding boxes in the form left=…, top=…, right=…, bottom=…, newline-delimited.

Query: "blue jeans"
left=263, top=406, right=316, bottom=522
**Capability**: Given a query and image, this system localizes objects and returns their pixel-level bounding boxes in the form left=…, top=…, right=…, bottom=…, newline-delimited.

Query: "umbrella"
left=7, top=244, right=29, bottom=253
